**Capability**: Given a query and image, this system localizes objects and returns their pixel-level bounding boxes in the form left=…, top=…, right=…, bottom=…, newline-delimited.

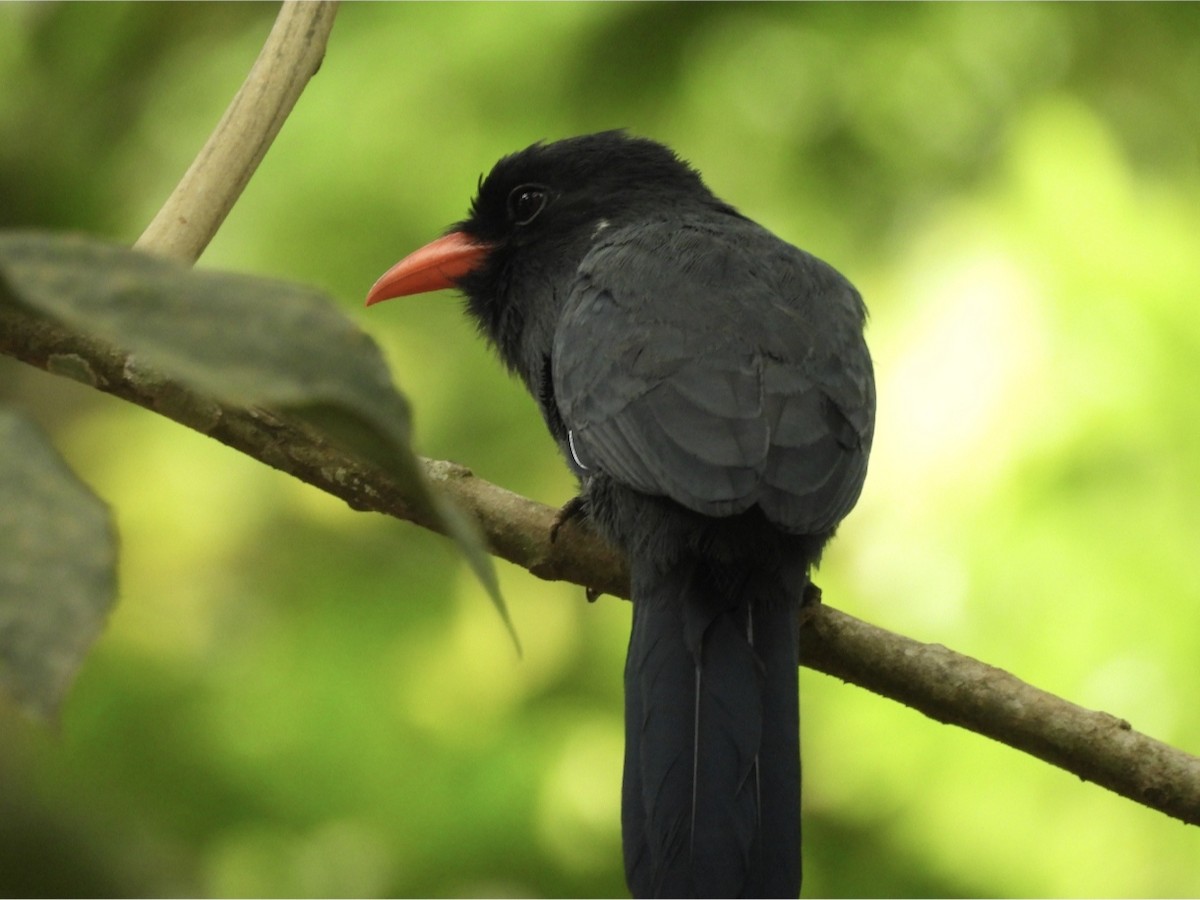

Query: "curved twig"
left=134, top=1, right=339, bottom=264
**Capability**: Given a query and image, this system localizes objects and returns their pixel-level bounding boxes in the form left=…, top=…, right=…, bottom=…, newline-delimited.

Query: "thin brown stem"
left=134, top=1, right=339, bottom=265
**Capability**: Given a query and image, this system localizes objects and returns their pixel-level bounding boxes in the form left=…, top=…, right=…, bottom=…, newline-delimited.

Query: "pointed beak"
left=365, top=231, right=493, bottom=306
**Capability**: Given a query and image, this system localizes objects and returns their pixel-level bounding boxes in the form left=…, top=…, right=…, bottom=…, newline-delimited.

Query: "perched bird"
left=367, top=131, right=874, bottom=898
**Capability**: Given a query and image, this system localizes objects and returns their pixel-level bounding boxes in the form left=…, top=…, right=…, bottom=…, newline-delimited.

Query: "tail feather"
left=748, top=576, right=802, bottom=894
left=623, top=555, right=801, bottom=898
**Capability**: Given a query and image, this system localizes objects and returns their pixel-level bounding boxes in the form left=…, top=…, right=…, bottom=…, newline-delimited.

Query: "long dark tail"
left=622, top=553, right=802, bottom=898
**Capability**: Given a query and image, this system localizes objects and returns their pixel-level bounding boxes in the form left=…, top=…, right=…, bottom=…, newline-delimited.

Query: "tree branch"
left=2, top=302, right=1198, bottom=826
left=134, top=1, right=339, bottom=264
left=800, top=603, right=1200, bottom=826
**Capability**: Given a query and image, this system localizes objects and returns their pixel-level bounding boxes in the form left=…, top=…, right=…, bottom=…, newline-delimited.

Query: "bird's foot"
left=797, top=580, right=823, bottom=637
left=802, top=580, right=823, bottom=608
left=549, top=494, right=589, bottom=543
left=550, top=496, right=603, bottom=602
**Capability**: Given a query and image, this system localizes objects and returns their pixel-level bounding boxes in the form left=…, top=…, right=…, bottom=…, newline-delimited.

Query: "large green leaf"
left=0, top=410, right=117, bottom=721
left=0, top=231, right=513, bottom=648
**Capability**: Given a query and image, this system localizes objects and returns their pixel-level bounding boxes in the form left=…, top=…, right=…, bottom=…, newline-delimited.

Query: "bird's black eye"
left=507, top=184, right=549, bottom=226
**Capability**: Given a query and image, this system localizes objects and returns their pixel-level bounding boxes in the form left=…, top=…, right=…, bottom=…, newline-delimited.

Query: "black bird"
left=367, top=131, right=874, bottom=898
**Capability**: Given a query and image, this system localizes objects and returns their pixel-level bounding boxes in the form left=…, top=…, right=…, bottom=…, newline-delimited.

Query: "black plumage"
left=367, top=131, right=875, bottom=898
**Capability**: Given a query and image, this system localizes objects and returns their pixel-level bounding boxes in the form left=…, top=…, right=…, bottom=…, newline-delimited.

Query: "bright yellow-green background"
left=2, top=3, right=1199, bottom=896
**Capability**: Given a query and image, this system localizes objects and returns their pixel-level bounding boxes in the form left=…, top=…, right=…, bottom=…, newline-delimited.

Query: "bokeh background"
left=2, top=2, right=1200, bottom=896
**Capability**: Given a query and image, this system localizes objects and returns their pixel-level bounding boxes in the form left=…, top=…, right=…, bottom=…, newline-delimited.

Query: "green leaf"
left=0, top=410, right=117, bottom=721
left=0, top=231, right=515, bottom=651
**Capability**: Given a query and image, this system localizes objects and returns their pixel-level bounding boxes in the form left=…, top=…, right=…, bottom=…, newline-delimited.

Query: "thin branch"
left=2, top=303, right=1198, bottom=826
left=134, top=1, right=339, bottom=265
left=800, top=605, right=1200, bottom=827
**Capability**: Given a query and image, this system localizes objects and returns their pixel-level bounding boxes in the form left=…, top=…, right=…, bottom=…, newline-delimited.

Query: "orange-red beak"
left=365, top=231, right=492, bottom=306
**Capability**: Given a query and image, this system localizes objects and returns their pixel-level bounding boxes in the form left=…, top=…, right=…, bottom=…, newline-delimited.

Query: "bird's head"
left=366, top=131, right=721, bottom=369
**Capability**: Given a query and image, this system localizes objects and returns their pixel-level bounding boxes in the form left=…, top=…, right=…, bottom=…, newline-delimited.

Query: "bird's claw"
left=550, top=495, right=588, bottom=543
left=802, top=581, right=823, bottom=608
left=797, top=580, right=822, bottom=639
left=549, top=497, right=601, bottom=601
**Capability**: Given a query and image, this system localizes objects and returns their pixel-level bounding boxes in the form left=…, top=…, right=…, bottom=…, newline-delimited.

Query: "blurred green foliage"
left=2, top=2, right=1199, bottom=896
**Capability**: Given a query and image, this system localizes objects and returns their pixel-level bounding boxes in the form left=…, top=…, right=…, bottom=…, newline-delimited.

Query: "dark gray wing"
left=552, top=216, right=874, bottom=536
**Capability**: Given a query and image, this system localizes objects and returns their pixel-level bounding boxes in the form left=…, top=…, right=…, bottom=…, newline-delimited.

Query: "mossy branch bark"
left=2, top=302, right=1198, bottom=827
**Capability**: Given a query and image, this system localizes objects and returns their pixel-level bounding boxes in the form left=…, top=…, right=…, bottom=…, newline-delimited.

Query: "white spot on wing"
left=568, top=430, right=589, bottom=470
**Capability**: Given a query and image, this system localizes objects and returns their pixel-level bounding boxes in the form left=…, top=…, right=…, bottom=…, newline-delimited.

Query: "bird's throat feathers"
left=458, top=250, right=569, bottom=396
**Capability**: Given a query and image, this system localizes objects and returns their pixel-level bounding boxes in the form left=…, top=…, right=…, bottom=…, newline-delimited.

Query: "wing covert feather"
left=553, top=218, right=873, bottom=534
